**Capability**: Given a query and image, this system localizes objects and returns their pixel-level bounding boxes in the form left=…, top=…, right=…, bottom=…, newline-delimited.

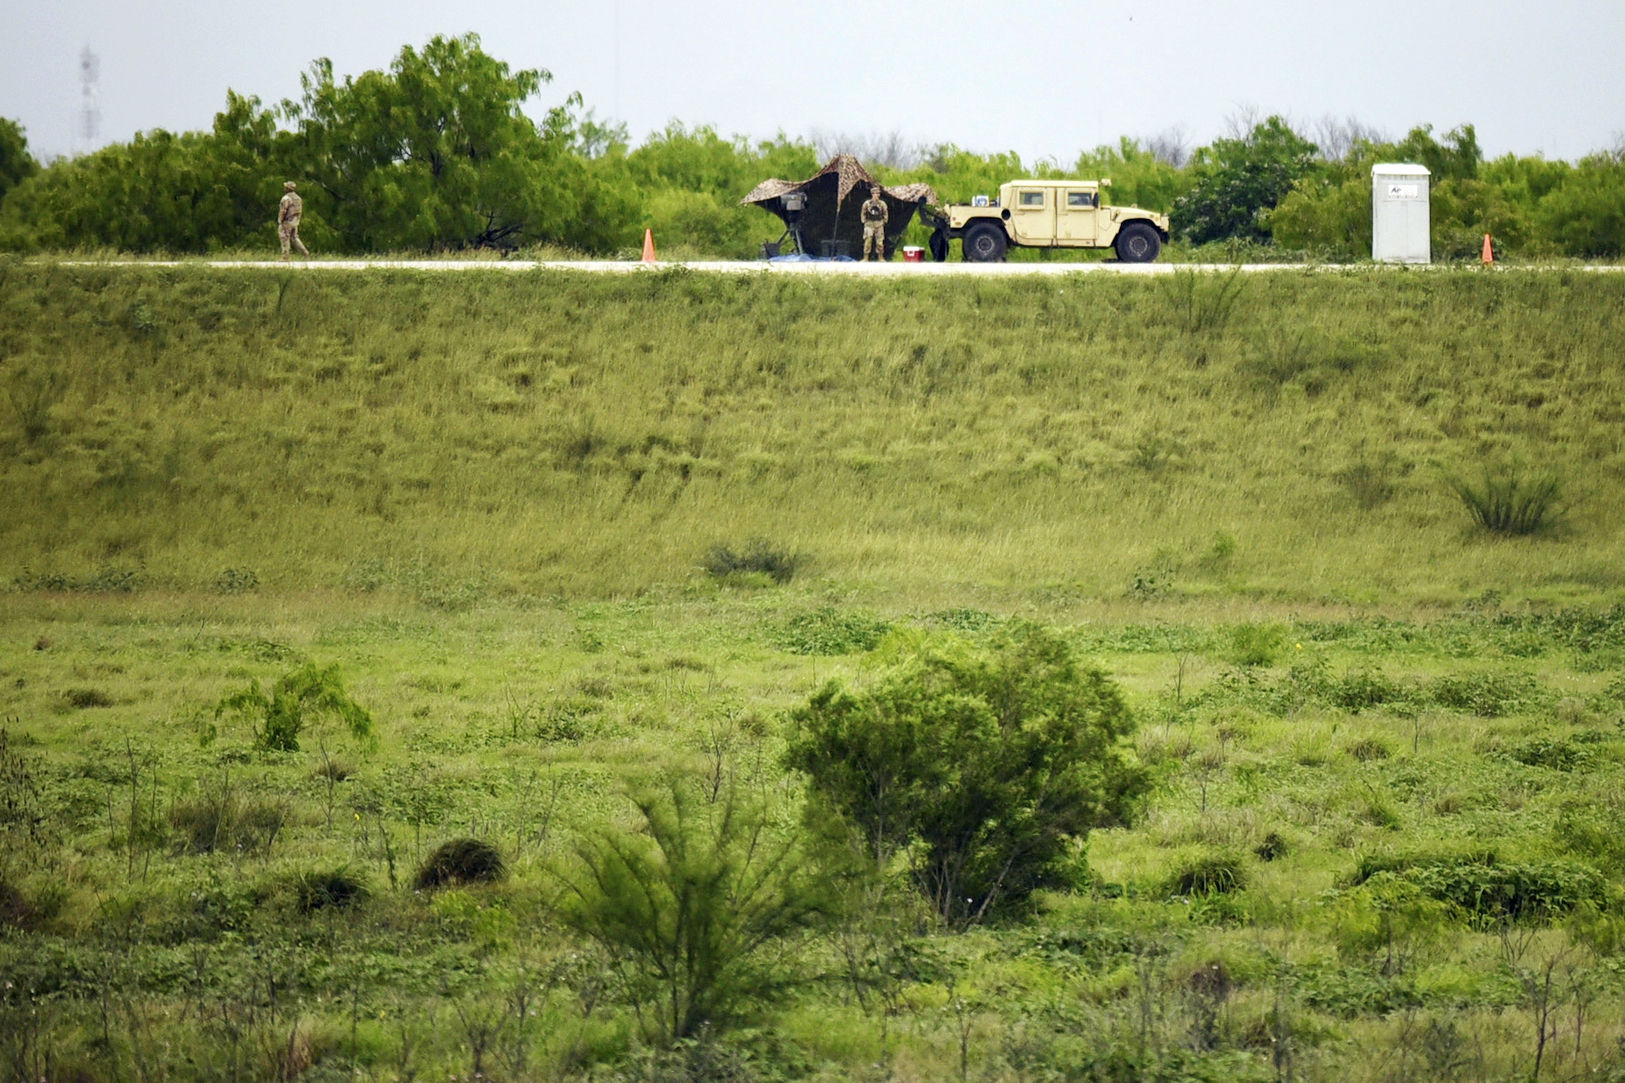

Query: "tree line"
left=0, top=33, right=1620, bottom=259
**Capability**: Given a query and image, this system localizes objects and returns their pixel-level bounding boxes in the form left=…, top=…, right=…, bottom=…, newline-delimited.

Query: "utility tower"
left=78, top=46, right=101, bottom=154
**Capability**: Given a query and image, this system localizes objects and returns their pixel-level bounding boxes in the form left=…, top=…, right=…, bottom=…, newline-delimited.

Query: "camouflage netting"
left=741, top=154, right=937, bottom=258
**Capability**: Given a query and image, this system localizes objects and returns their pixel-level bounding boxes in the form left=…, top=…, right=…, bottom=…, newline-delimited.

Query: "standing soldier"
left=277, top=181, right=309, bottom=261
left=860, top=185, right=888, bottom=261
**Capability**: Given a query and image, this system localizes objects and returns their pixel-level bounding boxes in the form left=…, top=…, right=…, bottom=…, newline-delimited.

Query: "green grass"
left=3, top=263, right=1625, bottom=1081
left=4, top=262, right=1625, bottom=606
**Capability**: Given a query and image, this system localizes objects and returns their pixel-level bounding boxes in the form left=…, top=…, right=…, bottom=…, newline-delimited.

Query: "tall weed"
left=1446, top=464, right=1564, bottom=535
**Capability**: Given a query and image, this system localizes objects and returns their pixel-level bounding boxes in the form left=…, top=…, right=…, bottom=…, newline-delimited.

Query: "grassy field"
left=3, top=261, right=1625, bottom=1082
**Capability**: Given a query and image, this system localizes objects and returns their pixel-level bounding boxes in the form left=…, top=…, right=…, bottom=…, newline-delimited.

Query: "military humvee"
left=933, top=179, right=1170, bottom=263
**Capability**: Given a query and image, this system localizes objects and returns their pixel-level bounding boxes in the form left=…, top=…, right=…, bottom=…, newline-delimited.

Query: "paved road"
left=68, top=259, right=1623, bottom=275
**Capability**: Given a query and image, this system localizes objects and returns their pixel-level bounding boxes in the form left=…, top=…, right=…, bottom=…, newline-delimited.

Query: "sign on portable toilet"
left=1371, top=163, right=1431, bottom=263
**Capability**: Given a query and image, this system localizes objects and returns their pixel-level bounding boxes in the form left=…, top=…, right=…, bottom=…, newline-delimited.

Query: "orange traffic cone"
left=1481, top=233, right=1494, bottom=266
left=641, top=228, right=657, bottom=263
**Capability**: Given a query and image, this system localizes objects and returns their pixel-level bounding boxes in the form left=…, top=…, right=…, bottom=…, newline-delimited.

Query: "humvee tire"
left=1115, top=221, right=1161, bottom=263
left=963, top=222, right=1008, bottom=262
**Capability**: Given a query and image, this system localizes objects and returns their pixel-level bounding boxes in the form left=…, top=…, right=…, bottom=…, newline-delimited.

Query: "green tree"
left=283, top=34, right=631, bottom=251
left=628, top=124, right=818, bottom=257
left=785, top=623, right=1147, bottom=926
left=1536, top=151, right=1625, bottom=258
left=1271, top=124, right=1544, bottom=260
left=1071, top=136, right=1190, bottom=213
left=553, top=779, right=829, bottom=1043
left=0, top=118, right=39, bottom=204
left=1174, top=116, right=1319, bottom=245
left=0, top=129, right=254, bottom=253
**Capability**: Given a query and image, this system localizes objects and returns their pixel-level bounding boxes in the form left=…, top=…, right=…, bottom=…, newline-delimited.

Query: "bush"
left=1227, top=623, right=1284, bottom=667
left=414, top=837, right=507, bottom=890
left=786, top=623, right=1147, bottom=925
left=553, top=779, right=827, bottom=1043
left=212, top=662, right=374, bottom=752
left=1423, top=670, right=1543, bottom=717
left=0, top=880, right=34, bottom=928
left=1348, top=851, right=1604, bottom=927
left=774, top=607, right=892, bottom=655
left=1445, top=464, right=1563, bottom=535
left=1326, top=668, right=1408, bottom=712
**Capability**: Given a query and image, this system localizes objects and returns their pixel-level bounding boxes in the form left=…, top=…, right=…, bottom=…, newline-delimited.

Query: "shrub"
left=702, top=538, right=804, bottom=584
left=212, top=662, right=374, bottom=752
left=1348, top=851, right=1604, bottom=927
left=1326, top=668, right=1408, bottom=712
left=414, top=837, right=506, bottom=890
left=786, top=623, right=1147, bottom=925
left=1445, top=464, right=1563, bottom=535
left=1423, top=670, right=1543, bottom=717
left=553, top=779, right=827, bottom=1043
left=1503, top=733, right=1600, bottom=771
left=1228, top=624, right=1284, bottom=667
left=0, top=880, right=34, bottom=928
left=1407, top=859, right=1605, bottom=927
left=774, top=607, right=892, bottom=655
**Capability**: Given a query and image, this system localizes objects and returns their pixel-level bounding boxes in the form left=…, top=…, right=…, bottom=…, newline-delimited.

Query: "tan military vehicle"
left=933, top=179, right=1170, bottom=262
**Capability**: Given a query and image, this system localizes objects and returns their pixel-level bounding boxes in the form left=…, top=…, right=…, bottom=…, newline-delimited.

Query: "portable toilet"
left=1371, top=163, right=1431, bottom=263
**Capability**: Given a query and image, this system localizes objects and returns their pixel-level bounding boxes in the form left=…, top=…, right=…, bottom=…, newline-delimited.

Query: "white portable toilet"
left=1371, top=163, right=1431, bottom=263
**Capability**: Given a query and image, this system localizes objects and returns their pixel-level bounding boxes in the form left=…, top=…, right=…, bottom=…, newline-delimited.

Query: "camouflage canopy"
left=741, top=154, right=937, bottom=258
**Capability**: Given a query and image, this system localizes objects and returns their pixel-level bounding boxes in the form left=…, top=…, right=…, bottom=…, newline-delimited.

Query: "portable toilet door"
left=1371, top=163, right=1431, bottom=263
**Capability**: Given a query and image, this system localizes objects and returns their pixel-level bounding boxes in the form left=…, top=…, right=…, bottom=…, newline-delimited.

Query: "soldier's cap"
left=284, top=181, right=297, bottom=190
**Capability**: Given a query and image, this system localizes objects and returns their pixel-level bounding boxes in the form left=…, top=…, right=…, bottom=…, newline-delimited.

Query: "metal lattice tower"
left=78, top=46, right=101, bottom=153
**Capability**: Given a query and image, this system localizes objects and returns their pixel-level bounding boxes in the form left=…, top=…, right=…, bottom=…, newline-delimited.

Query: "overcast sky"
left=6, top=0, right=1623, bottom=170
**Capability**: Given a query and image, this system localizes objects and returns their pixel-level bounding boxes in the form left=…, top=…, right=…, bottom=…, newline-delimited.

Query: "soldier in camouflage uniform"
left=277, top=181, right=309, bottom=260
left=860, top=185, right=888, bottom=261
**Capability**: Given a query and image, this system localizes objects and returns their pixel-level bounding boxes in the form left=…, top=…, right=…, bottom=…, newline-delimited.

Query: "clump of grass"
left=1346, top=736, right=1392, bottom=762
left=292, top=868, right=369, bottom=912
left=1445, top=464, right=1563, bottom=535
left=169, top=792, right=286, bottom=856
left=702, top=538, right=804, bottom=585
left=1333, top=453, right=1404, bottom=510
left=62, top=688, right=113, bottom=709
left=214, top=567, right=260, bottom=594
left=1165, top=851, right=1248, bottom=897
left=414, top=837, right=506, bottom=890
left=1253, top=831, right=1289, bottom=862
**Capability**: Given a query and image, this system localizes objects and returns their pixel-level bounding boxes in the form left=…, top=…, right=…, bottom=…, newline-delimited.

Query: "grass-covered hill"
left=3, top=262, right=1623, bottom=606
left=4, top=262, right=1625, bottom=1083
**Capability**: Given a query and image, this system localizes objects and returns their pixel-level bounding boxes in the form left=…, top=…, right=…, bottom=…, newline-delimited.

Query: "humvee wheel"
left=963, top=222, right=1008, bottom=262
left=1114, top=221, right=1161, bottom=263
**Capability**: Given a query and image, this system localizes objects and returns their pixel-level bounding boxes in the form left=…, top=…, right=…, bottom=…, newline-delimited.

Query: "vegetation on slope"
left=4, top=264, right=1624, bottom=606
left=3, top=266, right=1625, bottom=1081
